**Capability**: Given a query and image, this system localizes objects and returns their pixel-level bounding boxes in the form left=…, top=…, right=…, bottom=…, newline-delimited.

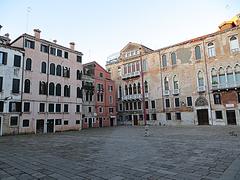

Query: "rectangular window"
left=0, top=101, right=4, bottom=112
left=176, top=112, right=181, bottom=120
left=151, top=100, right=155, bottom=109
left=22, top=119, right=29, bottom=127
left=165, top=99, right=170, bottom=108
left=12, top=79, right=20, bottom=93
left=88, top=107, right=92, bottom=113
left=215, top=111, right=223, bottom=119
left=64, top=51, right=68, bottom=59
left=125, top=103, right=129, bottom=110
left=0, top=77, right=3, bottom=92
left=9, top=102, right=21, bottom=112
left=24, top=39, right=35, bottom=49
left=0, top=51, right=7, bottom=65
left=39, top=103, right=45, bottom=112
left=64, top=104, right=69, bottom=112
left=57, top=49, right=62, bottom=57
left=138, top=101, right=141, bottom=109
left=76, top=105, right=80, bottom=112
left=76, top=120, right=80, bottom=124
left=166, top=113, right=171, bottom=120
left=23, top=102, right=30, bottom=112
left=48, top=104, right=54, bottom=112
left=10, top=116, right=18, bottom=126
left=152, top=113, right=157, bottom=120
left=55, top=119, right=62, bottom=125
left=134, top=102, right=137, bottom=110
left=143, top=59, right=147, bottom=71
left=187, top=97, right=192, bottom=106
left=175, top=98, right=180, bottom=107
left=13, top=55, right=21, bottom=67
left=100, top=73, right=103, bottom=78
left=146, top=114, right=150, bottom=121
left=145, top=101, right=149, bottom=109
left=238, top=92, right=240, bottom=103
left=50, top=47, right=56, bottom=55
left=63, top=67, right=70, bottom=78
left=214, top=94, right=221, bottom=104
left=109, top=108, right=113, bottom=113
left=40, top=44, right=49, bottom=53
left=109, top=96, right=113, bottom=104
left=64, top=120, right=68, bottom=125
left=129, top=102, right=133, bottom=110
left=56, top=104, right=61, bottom=112
left=77, top=55, right=82, bottom=63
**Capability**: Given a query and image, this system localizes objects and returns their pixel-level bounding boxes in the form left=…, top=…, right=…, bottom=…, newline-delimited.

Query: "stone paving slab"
left=0, top=126, right=240, bottom=179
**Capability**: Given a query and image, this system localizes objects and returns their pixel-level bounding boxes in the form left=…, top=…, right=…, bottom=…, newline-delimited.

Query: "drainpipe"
left=45, top=44, right=50, bottom=132
left=202, top=40, right=213, bottom=125
left=158, top=51, right=165, bottom=122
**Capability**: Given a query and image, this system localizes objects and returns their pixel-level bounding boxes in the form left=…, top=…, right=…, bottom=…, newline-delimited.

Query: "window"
left=99, top=107, right=103, bottom=113
left=162, top=55, right=167, bottom=67
left=57, top=49, right=62, bottom=57
left=88, top=107, right=92, bottom=113
left=226, top=66, right=234, bottom=85
left=151, top=100, right=155, bottom=109
left=41, top=62, right=47, bottom=73
left=56, top=65, right=61, bottom=76
left=143, top=59, right=147, bottom=71
left=125, top=103, right=129, bottom=110
left=48, top=104, right=54, bottom=112
left=208, top=42, right=216, bottom=57
left=145, top=101, right=149, bottom=109
left=187, top=97, right=192, bottom=106
left=9, top=102, right=21, bottom=112
left=55, top=104, right=61, bottom=113
left=24, top=39, right=35, bottom=49
left=14, top=55, right=21, bottom=67
left=215, top=111, right=223, bottom=119
left=76, top=105, right=80, bottom=112
left=176, top=113, right=181, bottom=120
left=23, top=102, right=30, bottom=112
left=166, top=113, right=171, bottom=120
left=171, top=52, right=176, bottom=65
left=214, top=94, right=221, bottom=104
left=211, top=68, right=218, bottom=85
left=138, top=101, right=141, bottom=109
left=0, top=101, right=4, bottom=112
left=100, top=72, right=103, bottom=78
left=108, top=85, right=113, bottom=92
left=64, top=51, right=68, bottom=59
left=132, top=83, right=137, bottom=94
left=12, top=79, right=20, bottom=93
left=50, top=63, right=55, bottom=75
left=195, top=45, right=201, bottom=60
left=64, top=104, right=68, bottom=112
left=144, top=81, right=148, bottom=93
left=39, top=103, right=45, bottom=112
left=0, top=51, right=7, bottom=65
left=235, top=65, right=240, bottom=83
left=230, top=36, right=239, bottom=52
left=24, top=79, right=30, bottom=93
left=118, top=86, right=122, bottom=98
left=165, top=99, right=170, bottom=108
left=55, top=119, right=62, bottom=125
left=109, top=108, right=114, bottom=113
left=10, top=116, right=18, bottom=126
left=64, top=120, right=68, bottom=125
left=129, top=84, right=132, bottom=95
left=77, top=70, right=82, bottom=80
left=119, top=103, right=123, bottom=111
left=109, top=96, right=113, bottom=104
left=219, top=67, right=226, bottom=86
left=0, top=77, right=2, bottom=92
left=40, top=44, right=49, bottom=53
left=137, top=82, right=141, bottom=94
left=50, top=47, right=56, bottom=55
left=77, top=55, right=82, bottom=63
left=49, top=82, right=55, bottom=96
left=76, top=120, right=80, bottom=124
left=152, top=114, right=157, bottom=120
left=132, top=63, right=135, bottom=72
left=173, top=75, right=179, bottom=90
left=125, top=85, right=128, bottom=95
left=26, top=58, right=32, bottom=70
left=164, top=77, right=169, bottom=91
left=238, top=92, right=240, bottom=103
left=56, top=83, right=61, bottom=96
left=134, top=102, right=137, bottom=110
left=198, top=71, right=204, bottom=87
left=129, top=102, right=133, bottom=110
left=22, top=119, right=29, bottom=127
left=64, top=85, right=70, bottom=97
left=63, top=67, right=70, bottom=78
left=175, top=98, right=180, bottom=107
left=146, top=114, right=150, bottom=121
left=77, top=87, right=82, bottom=98
left=39, top=81, right=47, bottom=95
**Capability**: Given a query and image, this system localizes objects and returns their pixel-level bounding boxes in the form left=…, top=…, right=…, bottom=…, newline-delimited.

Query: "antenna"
left=26, top=6, right=31, bottom=33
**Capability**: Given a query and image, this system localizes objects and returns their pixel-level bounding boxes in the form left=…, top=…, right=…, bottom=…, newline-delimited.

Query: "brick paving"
left=0, top=126, right=240, bottom=180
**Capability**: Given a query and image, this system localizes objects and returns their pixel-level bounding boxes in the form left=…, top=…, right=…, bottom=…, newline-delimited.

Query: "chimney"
left=70, top=42, right=75, bottom=50
left=4, top=33, right=11, bottom=44
left=53, top=40, right=57, bottom=43
left=33, top=29, right=41, bottom=39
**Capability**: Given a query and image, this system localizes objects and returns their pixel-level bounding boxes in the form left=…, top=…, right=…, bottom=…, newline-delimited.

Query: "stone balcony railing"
left=212, top=81, right=240, bottom=90
left=197, top=86, right=206, bottom=92
left=122, top=71, right=141, bottom=80
left=121, top=93, right=149, bottom=101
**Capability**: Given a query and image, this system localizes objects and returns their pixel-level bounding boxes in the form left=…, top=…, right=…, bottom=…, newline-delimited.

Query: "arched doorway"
left=195, top=96, right=209, bottom=125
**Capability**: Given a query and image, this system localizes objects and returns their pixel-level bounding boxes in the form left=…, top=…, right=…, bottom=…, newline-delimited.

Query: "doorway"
left=133, top=115, right=138, bottom=125
left=36, top=119, right=44, bottom=133
left=226, top=110, right=236, bottom=125
left=0, top=116, right=2, bottom=136
left=197, top=109, right=209, bottom=125
left=47, top=119, right=54, bottom=133
left=110, top=118, right=114, bottom=127
left=88, top=118, right=92, bottom=128
left=99, top=118, right=103, bottom=127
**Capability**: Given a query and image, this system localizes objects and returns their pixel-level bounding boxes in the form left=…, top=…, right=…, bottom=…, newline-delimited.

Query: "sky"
left=1, top=0, right=240, bottom=67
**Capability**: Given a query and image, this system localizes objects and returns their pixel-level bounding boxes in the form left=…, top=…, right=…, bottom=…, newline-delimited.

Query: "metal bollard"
left=144, top=125, right=149, bottom=137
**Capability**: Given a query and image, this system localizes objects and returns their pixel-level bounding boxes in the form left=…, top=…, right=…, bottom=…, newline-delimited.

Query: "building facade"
left=106, top=14, right=240, bottom=126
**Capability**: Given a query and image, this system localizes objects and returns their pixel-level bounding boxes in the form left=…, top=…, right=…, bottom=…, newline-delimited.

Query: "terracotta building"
left=106, top=13, right=240, bottom=126
left=82, top=61, right=117, bottom=128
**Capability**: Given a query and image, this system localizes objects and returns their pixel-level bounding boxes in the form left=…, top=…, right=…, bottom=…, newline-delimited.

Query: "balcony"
left=197, top=86, right=206, bottom=92
left=122, top=94, right=142, bottom=101
left=172, top=89, right=179, bottom=95
left=163, top=90, right=170, bottom=96
left=122, top=71, right=141, bottom=80
left=211, top=81, right=240, bottom=91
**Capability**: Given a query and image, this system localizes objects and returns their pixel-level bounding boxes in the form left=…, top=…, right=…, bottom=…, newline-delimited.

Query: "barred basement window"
left=22, top=119, right=29, bottom=127
left=64, top=120, right=68, bottom=125
left=55, top=119, right=62, bottom=125
left=76, top=120, right=80, bottom=124
left=215, top=111, right=223, bottom=119
left=10, top=116, right=18, bottom=126
left=176, top=112, right=181, bottom=120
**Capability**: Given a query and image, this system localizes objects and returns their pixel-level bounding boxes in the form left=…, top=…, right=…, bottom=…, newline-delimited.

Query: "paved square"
left=0, top=126, right=240, bottom=180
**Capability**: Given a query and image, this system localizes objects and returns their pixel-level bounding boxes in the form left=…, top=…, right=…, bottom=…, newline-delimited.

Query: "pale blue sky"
left=1, top=0, right=240, bottom=66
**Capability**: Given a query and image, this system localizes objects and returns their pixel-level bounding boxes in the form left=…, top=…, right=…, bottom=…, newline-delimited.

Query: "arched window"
left=171, top=52, right=176, bottom=65
left=77, top=87, right=81, bottom=98
left=195, top=45, right=201, bottom=60
left=230, top=36, right=239, bottom=52
left=226, top=66, right=234, bottom=85
left=133, top=83, right=137, bottom=94
left=125, top=85, right=128, bottom=95
left=39, top=81, right=47, bottom=95
left=41, top=62, right=46, bottom=73
left=86, top=91, right=89, bottom=101
left=235, top=64, right=240, bottom=83
left=50, top=63, right=55, bottom=75
left=56, top=83, right=61, bottom=96
left=162, top=55, right=167, bottom=67
left=211, top=68, right=218, bottom=85
left=219, top=67, right=226, bottom=86
left=173, top=75, right=179, bottom=89
left=118, top=86, right=122, bottom=98
left=56, top=65, right=61, bottom=76
left=197, top=71, right=204, bottom=87
left=26, top=58, right=32, bottom=70
left=129, top=84, right=132, bottom=95
left=64, top=85, right=70, bottom=97
left=208, top=42, right=216, bottom=57
left=144, top=81, right=148, bottom=93
left=24, top=79, right=30, bottom=93
left=137, top=82, right=141, bottom=94
left=49, top=82, right=55, bottom=96
left=164, top=77, right=169, bottom=90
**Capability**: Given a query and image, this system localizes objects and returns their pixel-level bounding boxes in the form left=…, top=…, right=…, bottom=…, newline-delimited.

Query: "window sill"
left=22, top=112, right=31, bottom=114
